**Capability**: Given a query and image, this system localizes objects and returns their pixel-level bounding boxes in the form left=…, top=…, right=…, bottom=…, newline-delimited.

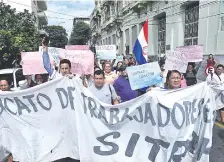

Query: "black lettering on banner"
left=133, top=106, right=143, bottom=123
left=37, top=93, right=52, bottom=111
left=203, top=99, right=211, bottom=123
left=0, top=99, right=5, bottom=115
left=87, top=97, right=98, bottom=118
left=14, top=97, right=31, bottom=116
left=56, top=88, right=69, bottom=109
left=157, top=103, right=170, bottom=127
left=81, top=92, right=88, bottom=114
left=188, top=131, right=199, bottom=154
left=121, top=108, right=133, bottom=122
left=191, top=99, right=198, bottom=124
left=125, top=133, right=140, bottom=157
left=98, top=106, right=108, bottom=123
left=4, top=98, right=17, bottom=115
left=196, top=137, right=210, bottom=160
left=67, top=87, right=75, bottom=110
left=94, top=132, right=120, bottom=156
left=183, top=101, right=191, bottom=126
left=144, top=103, right=156, bottom=125
left=197, top=98, right=204, bottom=116
left=171, top=103, right=185, bottom=130
left=23, top=94, right=38, bottom=112
left=168, top=140, right=189, bottom=162
left=110, top=108, right=119, bottom=124
left=145, top=136, right=170, bottom=162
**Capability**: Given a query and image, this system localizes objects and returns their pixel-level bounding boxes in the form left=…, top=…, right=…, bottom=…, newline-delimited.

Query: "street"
left=210, top=122, right=224, bottom=162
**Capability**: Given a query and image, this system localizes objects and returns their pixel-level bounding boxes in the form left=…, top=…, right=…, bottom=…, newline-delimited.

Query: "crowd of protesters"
left=1, top=38, right=224, bottom=162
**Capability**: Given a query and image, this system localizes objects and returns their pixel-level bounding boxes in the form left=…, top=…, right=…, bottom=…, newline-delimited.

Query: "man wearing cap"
left=113, top=65, right=139, bottom=103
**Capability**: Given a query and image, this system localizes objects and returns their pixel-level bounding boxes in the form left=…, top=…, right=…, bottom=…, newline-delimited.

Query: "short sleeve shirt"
left=88, top=84, right=117, bottom=105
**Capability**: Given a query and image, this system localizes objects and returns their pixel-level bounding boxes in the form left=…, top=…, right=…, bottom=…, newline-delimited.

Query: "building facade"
left=2, top=0, right=48, bottom=29
left=90, top=0, right=224, bottom=60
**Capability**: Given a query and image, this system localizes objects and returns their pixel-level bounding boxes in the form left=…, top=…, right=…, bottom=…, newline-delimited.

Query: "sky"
left=46, top=0, right=95, bottom=37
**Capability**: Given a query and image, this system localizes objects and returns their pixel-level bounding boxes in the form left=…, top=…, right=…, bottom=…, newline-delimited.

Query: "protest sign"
left=164, top=51, right=188, bottom=73
left=196, top=59, right=207, bottom=81
left=39, top=46, right=65, bottom=66
left=127, top=62, right=163, bottom=90
left=65, top=45, right=89, bottom=50
left=96, top=45, right=116, bottom=60
left=0, top=78, right=223, bottom=162
left=176, top=45, right=203, bottom=62
left=116, top=55, right=123, bottom=61
left=21, top=52, right=47, bottom=75
left=61, top=50, right=94, bottom=75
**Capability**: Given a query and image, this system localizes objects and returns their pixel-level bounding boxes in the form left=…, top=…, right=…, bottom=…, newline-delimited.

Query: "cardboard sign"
left=176, top=45, right=203, bottom=62
left=61, top=50, right=94, bottom=75
left=96, top=45, right=116, bottom=60
left=164, top=51, right=188, bottom=73
left=21, top=52, right=47, bottom=75
left=127, top=62, right=163, bottom=90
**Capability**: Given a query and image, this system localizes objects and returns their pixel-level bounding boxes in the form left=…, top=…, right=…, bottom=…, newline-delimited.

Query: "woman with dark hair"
left=165, top=70, right=182, bottom=89
left=184, top=63, right=197, bottom=86
left=115, top=61, right=123, bottom=75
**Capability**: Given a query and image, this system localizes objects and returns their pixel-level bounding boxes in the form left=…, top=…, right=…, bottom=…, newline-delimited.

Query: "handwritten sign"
left=21, top=52, right=47, bottom=75
left=164, top=51, right=188, bottom=73
left=39, top=46, right=66, bottom=66
left=61, top=50, right=94, bottom=75
left=176, top=45, right=203, bottom=62
left=96, top=45, right=116, bottom=60
left=65, top=45, right=89, bottom=50
left=127, top=62, right=163, bottom=90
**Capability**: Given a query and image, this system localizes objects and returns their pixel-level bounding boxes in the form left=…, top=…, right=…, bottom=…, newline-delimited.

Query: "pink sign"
left=21, top=52, right=47, bottom=75
left=175, top=45, right=203, bottom=62
left=61, top=50, right=94, bottom=75
left=65, top=45, right=89, bottom=50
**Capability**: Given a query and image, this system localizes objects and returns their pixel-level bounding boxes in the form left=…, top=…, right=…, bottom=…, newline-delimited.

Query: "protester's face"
left=104, top=63, right=111, bottom=73
left=121, top=70, right=128, bottom=78
left=94, top=74, right=104, bottom=87
left=209, top=55, right=213, bottom=59
left=60, top=63, right=70, bottom=76
left=167, top=72, right=181, bottom=89
left=117, top=62, right=123, bottom=69
left=216, top=67, right=224, bottom=75
left=160, top=64, right=165, bottom=71
left=187, top=65, right=193, bottom=72
left=35, top=75, right=43, bottom=85
left=0, top=80, right=9, bottom=91
left=8, top=155, right=13, bottom=162
left=124, top=59, right=129, bottom=65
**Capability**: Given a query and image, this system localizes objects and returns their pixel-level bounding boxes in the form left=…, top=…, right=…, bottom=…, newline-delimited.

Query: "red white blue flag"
left=133, top=20, right=148, bottom=65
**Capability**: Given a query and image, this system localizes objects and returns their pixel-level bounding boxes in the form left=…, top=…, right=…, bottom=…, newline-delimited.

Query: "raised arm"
left=42, top=38, right=54, bottom=76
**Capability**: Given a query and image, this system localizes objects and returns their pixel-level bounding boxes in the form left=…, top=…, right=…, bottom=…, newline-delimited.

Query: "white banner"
left=0, top=78, right=223, bottom=162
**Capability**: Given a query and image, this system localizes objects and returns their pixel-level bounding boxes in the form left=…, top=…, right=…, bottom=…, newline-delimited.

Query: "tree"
left=0, top=2, right=40, bottom=68
left=43, top=25, right=68, bottom=48
left=69, top=21, right=91, bottom=45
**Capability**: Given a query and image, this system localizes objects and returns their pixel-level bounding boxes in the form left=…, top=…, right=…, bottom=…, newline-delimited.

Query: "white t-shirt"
left=206, top=73, right=224, bottom=85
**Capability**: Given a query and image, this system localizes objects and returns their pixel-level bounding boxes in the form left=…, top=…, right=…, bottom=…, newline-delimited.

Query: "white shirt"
left=206, top=73, right=224, bottom=85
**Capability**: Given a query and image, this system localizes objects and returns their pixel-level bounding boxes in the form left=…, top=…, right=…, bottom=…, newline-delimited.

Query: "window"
left=132, top=25, right=137, bottom=47
left=158, top=17, right=166, bottom=55
left=184, top=2, right=199, bottom=46
left=112, top=34, right=116, bottom=45
left=108, top=37, right=111, bottom=44
left=125, top=29, right=130, bottom=54
left=221, top=16, right=224, bottom=31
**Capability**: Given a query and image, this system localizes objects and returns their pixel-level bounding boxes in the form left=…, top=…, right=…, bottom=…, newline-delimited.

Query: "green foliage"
left=0, top=2, right=40, bottom=68
left=69, top=21, right=91, bottom=45
left=43, top=25, right=68, bottom=48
